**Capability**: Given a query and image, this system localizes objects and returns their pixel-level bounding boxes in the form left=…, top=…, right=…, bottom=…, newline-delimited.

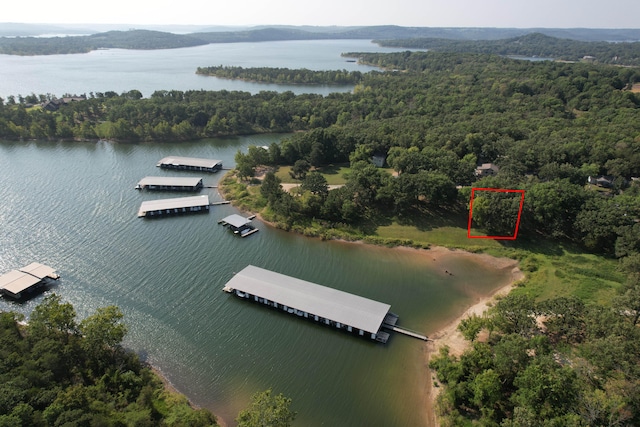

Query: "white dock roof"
left=224, top=265, right=391, bottom=334
left=220, top=214, right=252, bottom=228
left=0, top=270, right=43, bottom=297
left=138, top=195, right=210, bottom=216
left=19, top=262, right=58, bottom=279
left=137, top=176, right=203, bottom=187
left=157, top=156, right=222, bottom=168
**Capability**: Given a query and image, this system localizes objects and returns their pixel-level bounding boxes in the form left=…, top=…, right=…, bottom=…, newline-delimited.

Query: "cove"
left=0, top=136, right=513, bottom=426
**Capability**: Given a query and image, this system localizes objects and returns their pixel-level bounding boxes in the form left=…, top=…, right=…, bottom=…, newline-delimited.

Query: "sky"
left=3, top=0, right=639, bottom=29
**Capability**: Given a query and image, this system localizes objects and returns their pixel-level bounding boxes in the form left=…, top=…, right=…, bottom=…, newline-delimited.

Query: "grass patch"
left=274, top=164, right=352, bottom=185
left=222, top=171, right=627, bottom=306
left=512, top=250, right=624, bottom=305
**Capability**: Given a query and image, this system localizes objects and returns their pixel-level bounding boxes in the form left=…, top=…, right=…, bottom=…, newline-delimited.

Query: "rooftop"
left=0, top=270, right=41, bottom=296
left=0, top=263, right=59, bottom=298
left=224, top=265, right=391, bottom=334
left=138, top=195, right=210, bottom=216
left=137, top=176, right=203, bottom=187
left=157, top=156, right=222, bottom=168
left=219, top=214, right=252, bottom=228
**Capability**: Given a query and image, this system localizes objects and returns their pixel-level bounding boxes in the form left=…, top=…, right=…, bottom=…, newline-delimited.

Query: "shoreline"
left=150, top=365, right=228, bottom=427
left=217, top=181, right=524, bottom=426
left=423, top=266, right=522, bottom=426
left=248, top=213, right=523, bottom=427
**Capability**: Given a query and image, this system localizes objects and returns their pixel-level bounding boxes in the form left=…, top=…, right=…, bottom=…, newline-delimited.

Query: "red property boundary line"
left=467, top=187, right=526, bottom=240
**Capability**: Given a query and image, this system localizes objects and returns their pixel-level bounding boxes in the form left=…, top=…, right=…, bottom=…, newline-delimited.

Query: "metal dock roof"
left=137, top=176, right=203, bottom=188
left=224, top=265, right=391, bottom=334
left=0, top=263, right=59, bottom=298
left=0, top=270, right=41, bottom=296
left=138, top=195, right=210, bottom=217
left=156, top=156, right=222, bottom=168
left=19, top=262, right=58, bottom=279
left=219, top=214, right=252, bottom=228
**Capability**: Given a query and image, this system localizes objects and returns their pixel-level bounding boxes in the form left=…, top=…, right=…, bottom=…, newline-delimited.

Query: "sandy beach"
left=415, top=247, right=524, bottom=426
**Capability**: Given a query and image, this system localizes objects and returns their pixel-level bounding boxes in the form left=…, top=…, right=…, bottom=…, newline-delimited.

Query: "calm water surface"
left=0, top=138, right=510, bottom=426
left=0, top=39, right=409, bottom=98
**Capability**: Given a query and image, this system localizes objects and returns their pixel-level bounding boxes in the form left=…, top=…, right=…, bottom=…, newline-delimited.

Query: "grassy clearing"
left=274, top=164, right=353, bottom=185
left=222, top=171, right=626, bottom=305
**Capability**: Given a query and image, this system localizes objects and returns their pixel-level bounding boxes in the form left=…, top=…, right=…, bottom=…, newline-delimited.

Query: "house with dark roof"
left=475, top=163, right=499, bottom=178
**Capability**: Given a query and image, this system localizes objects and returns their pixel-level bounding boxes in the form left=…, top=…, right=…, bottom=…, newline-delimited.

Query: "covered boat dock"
left=138, top=195, right=210, bottom=218
left=136, top=176, right=204, bottom=191
left=222, top=265, right=392, bottom=343
left=0, top=263, right=60, bottom=300
left=156, top=156, right=222, bottom=173
left=218, top=214, right=259, bottom=237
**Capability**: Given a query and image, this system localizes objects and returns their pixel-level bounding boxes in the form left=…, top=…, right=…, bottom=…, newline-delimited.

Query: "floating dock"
left=135, top=176, right=204, bottom=191
left=138, top=195, right=210, bottom=218
left=218, top=214, right=259, bottom=237
left=222, top=265, right=427, bottom=343
left=0, top=262, right=60, bottom=300
left=156, top=156, right=222, bottom=173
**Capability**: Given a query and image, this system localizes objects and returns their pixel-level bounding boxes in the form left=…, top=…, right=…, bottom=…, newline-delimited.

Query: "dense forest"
left=196, top=66, right=364, bottom=85
left=375, top=32, right=640, bottom=65
left=429, top=253, right=640, bottom=425
left=0, top=295, right=218, bottom=426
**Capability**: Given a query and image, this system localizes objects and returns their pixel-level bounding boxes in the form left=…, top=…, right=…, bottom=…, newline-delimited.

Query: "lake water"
left=0, top=40, right=510, bottom=426
left=0, top=39, right=406, bottom=99
left=0, top=139, right=511, bottom=426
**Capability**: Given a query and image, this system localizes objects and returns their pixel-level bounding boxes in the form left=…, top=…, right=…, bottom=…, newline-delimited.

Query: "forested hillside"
left=2, top=26, right=640, bottom=58
left=375, top=33, right=640, bottom=65
left=0, top=30, right=209, bottom=55
left=196, top=66, right=364, bottom=85
left=0, top=295, right=218, bottom=426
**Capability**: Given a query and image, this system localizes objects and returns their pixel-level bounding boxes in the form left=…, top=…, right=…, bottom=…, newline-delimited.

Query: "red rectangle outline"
left=467, top=188, right=525, bottom=240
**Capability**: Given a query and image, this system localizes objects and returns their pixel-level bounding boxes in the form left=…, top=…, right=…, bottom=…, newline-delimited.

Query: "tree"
left=492, top=294, right=538, bottom=337
left=236, top=389, right=296, bottom=427
left=235, top=151, right=255, bottom=181
left=300, top=171, right=329, bottom=198
left=260, top=172, right=283, bottom=204
left=289, top=159, right=311, bottom=180
left=512, top=356, right=579, bottom=419
left=79, top=306, right=127, bottom=369
left=28, top=294, right=78, bottom=342
left=458, top=314, right=485, bottom=342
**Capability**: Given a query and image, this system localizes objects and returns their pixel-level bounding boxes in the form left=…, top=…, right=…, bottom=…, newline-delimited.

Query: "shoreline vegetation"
left=0, top=297, right=220, bottom=426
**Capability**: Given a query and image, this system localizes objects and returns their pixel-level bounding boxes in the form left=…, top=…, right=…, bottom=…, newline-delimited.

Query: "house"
left=41, top=96, right=86, bottom=111
left=475, top=163, right=499, bottom=177
left=371, top=154, right=386, bottom=168
left=588, top=175, right=614, bottom=188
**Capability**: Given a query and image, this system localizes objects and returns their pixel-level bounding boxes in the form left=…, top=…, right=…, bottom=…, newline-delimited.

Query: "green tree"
left=236, top=389, right=296, bottom=427
left=260, top=172, right=283, bottom=204
left=289, top=159, right=311, bottom=180
left=300, top=171, right=329, bottom=198
left=235, top=151, right=255, bottom=181
left=79, top=306, right=127, bottom=369
left=28, top=294, right=78, bottom=342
